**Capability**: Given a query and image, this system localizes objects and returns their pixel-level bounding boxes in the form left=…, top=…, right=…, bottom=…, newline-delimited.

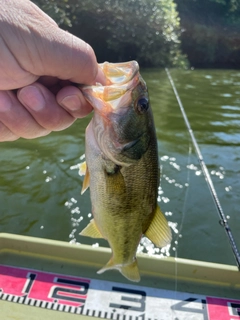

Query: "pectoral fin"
left=81, top=164, right=90, bottom=195
left=78, top=161, right=87, bottom=176
left=144, top=206, right=172, bottom=247
left=80, top=219, right=103, bottom=238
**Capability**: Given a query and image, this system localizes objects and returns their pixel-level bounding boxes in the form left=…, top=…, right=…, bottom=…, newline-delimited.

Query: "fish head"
left=81, top=61, right=154, bottom=165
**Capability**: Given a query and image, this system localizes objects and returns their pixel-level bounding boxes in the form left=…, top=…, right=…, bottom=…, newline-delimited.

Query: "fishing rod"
left=165, top=68, right=240, bottom=270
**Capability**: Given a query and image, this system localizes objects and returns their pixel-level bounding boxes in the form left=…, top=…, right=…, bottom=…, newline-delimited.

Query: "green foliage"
left=209, top=0, right=240, bottom=12
left=32, top=0, right=186, bottom=67
left=33, top=0, right=72, bottom=26
left=175, top=0, right=240, bottom=68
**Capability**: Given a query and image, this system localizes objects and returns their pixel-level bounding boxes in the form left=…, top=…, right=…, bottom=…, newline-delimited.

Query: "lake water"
left=0, top=68, right=240, bottom=267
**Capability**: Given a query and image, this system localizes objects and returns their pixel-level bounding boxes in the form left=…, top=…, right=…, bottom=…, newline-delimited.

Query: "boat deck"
left=0, top=233, right=239, bottom=319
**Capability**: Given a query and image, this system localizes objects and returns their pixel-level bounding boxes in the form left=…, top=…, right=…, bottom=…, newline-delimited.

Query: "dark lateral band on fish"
left=79, top=61, right=172, bottom=282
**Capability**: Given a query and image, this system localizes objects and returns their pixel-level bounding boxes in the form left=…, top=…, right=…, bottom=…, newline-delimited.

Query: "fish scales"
left=86, top=132, right=158, bottom=259
left=80, top=61, right=172, bottom=282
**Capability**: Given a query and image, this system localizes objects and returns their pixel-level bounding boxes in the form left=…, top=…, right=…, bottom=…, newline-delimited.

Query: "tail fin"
left=97, top=258, right=140, bottom=282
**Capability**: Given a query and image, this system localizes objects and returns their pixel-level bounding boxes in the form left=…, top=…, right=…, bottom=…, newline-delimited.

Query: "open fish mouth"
left=100, top=61, right=139, bottom=85
left=81, top=61, right=141, bottom=112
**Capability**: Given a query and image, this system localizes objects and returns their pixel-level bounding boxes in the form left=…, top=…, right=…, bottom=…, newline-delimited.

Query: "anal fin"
left=144, top=205, right=172, bottom=247
left=80, top=219, right=103, bottom=238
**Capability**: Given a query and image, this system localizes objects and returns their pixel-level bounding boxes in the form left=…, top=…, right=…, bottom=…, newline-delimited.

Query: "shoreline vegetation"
left=33, top=0, right=240, bottom=69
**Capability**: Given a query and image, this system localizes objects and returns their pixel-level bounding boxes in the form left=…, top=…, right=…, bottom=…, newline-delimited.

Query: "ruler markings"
left=52, top=302, right=58, bottom=310
left=30, top=299, right=35, bottom=306
left=7, top=294, right=13, bottom=302
left=1, top=264, right=239, bottom=320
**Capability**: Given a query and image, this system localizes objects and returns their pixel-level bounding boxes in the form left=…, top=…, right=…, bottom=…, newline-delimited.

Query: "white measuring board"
left=0, top=264, right=239, bottom=320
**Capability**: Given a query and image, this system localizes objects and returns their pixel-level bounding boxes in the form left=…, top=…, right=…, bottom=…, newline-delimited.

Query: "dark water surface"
left=0, top=69, right=240, bottom=266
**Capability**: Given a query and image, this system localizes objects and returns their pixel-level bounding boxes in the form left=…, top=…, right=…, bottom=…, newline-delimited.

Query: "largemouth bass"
left=80, top=61, right=171, bottom=282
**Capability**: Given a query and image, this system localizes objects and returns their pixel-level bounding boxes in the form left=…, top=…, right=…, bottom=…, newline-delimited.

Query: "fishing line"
left=165, top=68, right=240, bottom=270
left=171, top=142, right=193, bottom=320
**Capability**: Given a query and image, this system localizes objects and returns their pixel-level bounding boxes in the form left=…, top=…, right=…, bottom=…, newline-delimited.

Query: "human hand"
left=0, top=0, right=105, bottom=142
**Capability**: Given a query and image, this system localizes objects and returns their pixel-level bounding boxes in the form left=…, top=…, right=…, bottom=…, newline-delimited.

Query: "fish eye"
left=137, top=97, right=149, bottom=113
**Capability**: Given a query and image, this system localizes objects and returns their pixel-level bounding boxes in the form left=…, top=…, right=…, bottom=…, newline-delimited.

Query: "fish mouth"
left=100, top=61, right=139, bottom=86
left=81, top=61, right=140, bottom=113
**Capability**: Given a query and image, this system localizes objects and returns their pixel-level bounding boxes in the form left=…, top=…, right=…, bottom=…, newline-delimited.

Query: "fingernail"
left=60, top=95, right=81, bottom=111
left=19, top=86, right=45, bottom=111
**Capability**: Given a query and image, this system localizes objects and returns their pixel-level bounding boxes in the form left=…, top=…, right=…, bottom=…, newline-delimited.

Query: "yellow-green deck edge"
left=0, top=233, right=239, bottom=319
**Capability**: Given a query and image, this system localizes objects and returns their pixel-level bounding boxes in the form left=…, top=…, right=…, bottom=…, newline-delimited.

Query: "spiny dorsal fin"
left=81, top=164, right=90, bottom=195
left=80, top=219, right=103, bottom=238
left=144, top=205, right=172, bottom=247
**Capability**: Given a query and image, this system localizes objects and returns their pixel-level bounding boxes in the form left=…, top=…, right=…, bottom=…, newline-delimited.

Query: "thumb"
left=2, top=0, right=101, bottom=85
left=37, top=28, right=100, bottom=85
